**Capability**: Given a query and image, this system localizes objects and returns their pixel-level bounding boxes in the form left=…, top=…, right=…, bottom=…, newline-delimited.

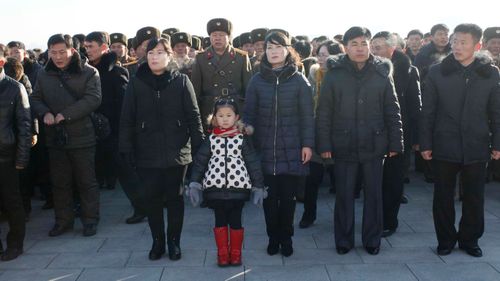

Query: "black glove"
left=120, top=152, right=136, bottom=169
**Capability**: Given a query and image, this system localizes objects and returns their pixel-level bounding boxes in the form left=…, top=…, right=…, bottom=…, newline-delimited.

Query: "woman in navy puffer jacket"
left=243, top=31, right=314, bottom=257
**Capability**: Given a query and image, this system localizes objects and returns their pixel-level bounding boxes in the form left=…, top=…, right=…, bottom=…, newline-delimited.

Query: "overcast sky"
left=2, top=0, right=499, bottom=49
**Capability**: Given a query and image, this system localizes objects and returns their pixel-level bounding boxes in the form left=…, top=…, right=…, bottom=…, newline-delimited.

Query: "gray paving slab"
left=283, top=248, right=363, bottom=266
left=357, top=246, right=443, bottom=264
left=205, top=249, right=283, bottom=267
left=127, top=250, right=206, bottom=267
left=77, top=267, right=163, bottom=281
left=27, top=238, right=105, bottom=253
left=312, top=233, right=391, bottom=249
left=385, top=232, right=436, bottom=247
left=0, top=253, right=57, bottom=269
left=98, top=237, right=152, bottom=252
left=0, top=269, right=82, bottom=281
left=439, top=246, right=500, bottom=263
left=160, top=267, right=245, bottom=281
left=244, top=265, right=331, bottom=281
left=47, top=252, right=130, bottom=268
left=244, top=234, right=317, bottom=250
left=326, top=264, right=418, bottom=281
left=408, top=262, right=500, bottom=281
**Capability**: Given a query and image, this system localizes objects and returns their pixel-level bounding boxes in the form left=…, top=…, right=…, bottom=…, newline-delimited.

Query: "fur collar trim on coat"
left=45, top=52, right=84, bottom=74
left=259, top=60, right=299, bottom=83
left=327, top=53, right=393, bottom=78
left=441, top=52, right=497, bottom=78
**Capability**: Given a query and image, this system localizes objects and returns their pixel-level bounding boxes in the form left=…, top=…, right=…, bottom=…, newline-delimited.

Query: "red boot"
left=229, top=228, right=244, bottom=266
left=214, top=227, right=229, bottom=266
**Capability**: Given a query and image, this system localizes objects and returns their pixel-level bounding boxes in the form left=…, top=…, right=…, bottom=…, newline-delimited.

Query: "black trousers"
left=95, top=142, right=117, bottom=188
left=137, top=166, right=186, bottom=241
left=0, top=161, right=26, bottom=249
left=49, top=147, right=100, bottom=226
left=382, top=154, right=404, bottom=230
left=263, top=175, right=298, bottom=245
left=212, top=200, right=244, bottom=229
left=302, top=162, right=334, bottom=221
left=433, top=160, right=486, bottom=248
left=334, top=158, right=384, bottom=249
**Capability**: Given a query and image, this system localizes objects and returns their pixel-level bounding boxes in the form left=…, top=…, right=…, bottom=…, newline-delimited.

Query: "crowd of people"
left=0, top=18, right=499, bottom=267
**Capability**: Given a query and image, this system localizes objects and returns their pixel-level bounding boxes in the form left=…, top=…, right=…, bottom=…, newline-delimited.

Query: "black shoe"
left=299, top=217, right=314, bottom=229
left=149, top=238, right=166, bottom=260
left=459, top=245, right=482, bottom=257
left=125, top=214, right=146, bottom=224
left=336, top=246, right=350, bottom=255
left=1, top=248, right=23, bottom=261
left=167, top=239, right=181, bottom=261
left=280, top=243, right=293, bottom=257
left=382, top=228, right=396, bottom=238
left=83, top=224, right=97, bottom=237
left=42, top=200, right=54, bottom=210
left=400, top=195, right=409, bottom=204
left=437, top=246, right=453, bottom=256
left=0, top=240, right=3, bottom=254
left=48, top=223, right=73, bottom=237
left=365, top=246, right=380, bottom=255
left=267, top=240, right=280, bottom=256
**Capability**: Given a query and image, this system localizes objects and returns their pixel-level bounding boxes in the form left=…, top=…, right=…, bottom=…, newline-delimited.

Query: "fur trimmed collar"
left=327, top=54, right=393, bottom=77
left=259, top=61, right=299, bottom=83
left=441, top=52, right=496, bottom=78
left=45, top=52, right=84, bottom=74
left=135, top=61, right=180, bottom=90
left=391, top=50, right=411, bottom=73
left=94, top=52, right=118, bottom=73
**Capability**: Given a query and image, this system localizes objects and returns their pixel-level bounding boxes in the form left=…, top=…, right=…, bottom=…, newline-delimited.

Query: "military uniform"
left=191, top=45, right=252, bottom=127
left=121, top=57, right=139, bottom=77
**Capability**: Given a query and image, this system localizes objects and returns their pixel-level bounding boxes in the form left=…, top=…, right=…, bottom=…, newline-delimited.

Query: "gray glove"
left=187, top=182, right=203, bottom=207
left=251, top=187, right=268, bottom=206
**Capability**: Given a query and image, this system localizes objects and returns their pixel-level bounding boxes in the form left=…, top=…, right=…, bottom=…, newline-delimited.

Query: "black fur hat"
left=163, top=28, right=180, bottom=37
left=110, top=33, right=127, bottom=46
left=135, top=26, right=160, bottom=48
left=232, top=36, right=241, bottom=48
left=202, top=37, right=211, bottom=49
left=171, top=32, right=192, bottom=47
left=191, top=36, right=202, bottom=51
left=127, top=38, right=134, bottom=49
left=207, top=18, right=232, bottom=36
left=239, top=32, right=252, bottom=45
left=251, top=28, right=269, bottom=43
left=484, top=27, right=500, bottom=43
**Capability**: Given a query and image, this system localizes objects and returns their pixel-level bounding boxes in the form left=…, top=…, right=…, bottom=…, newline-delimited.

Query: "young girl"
left=187, top=98, right=266, bottom=266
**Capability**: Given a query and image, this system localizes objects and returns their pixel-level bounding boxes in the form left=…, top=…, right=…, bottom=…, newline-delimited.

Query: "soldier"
left=239, top=32, right=256, bottom=64
left=171, top=32, right=195, bottom=77
left=162, top=28, right=180, bottom=38
left=110, top=33, right=138, bottom=76
left=232, top=36, right=241, bottom=49
left=192, top=18, right=252, bottom=129
left=483, top=27, right=500, bottom=67
left=189, top=36, right=202, bottom=59
left=251, top=28, right=268, bottom=62
left=134, top=27, right=161, bottom=64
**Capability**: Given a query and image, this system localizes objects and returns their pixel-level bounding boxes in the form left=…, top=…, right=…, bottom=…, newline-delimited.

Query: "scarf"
left=212, top=126, right=240, bottom=137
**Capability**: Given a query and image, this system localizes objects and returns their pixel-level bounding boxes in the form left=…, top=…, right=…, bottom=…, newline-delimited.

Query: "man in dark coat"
left=371, top=31, right=422, bottom=237
left=192, top=18, right=252, bottom=129
left=30, top=34, right=102, bottom=237
left=0, top=53, right=32, bottom=261
left=316, top=27, right=403, bottom=256
left=420, top=24, right=500, bottom=258
left=7, top=41, right=43, bottom=86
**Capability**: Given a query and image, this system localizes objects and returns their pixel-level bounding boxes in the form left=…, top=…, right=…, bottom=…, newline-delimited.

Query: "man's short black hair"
left=47, top=34, right=73, bottom=49
left=85, top=31, right=110, bottom=46
left=293, top=40, right=313, bottom=59
left=454, top=23, right=483, bottom=44
left=430, top=24, right=449, bottom=36
left=407, top=29, right=423, bottom=39
left=343, top=27, right=371, bottom=44
left=7, top=41, right=26, bottom=50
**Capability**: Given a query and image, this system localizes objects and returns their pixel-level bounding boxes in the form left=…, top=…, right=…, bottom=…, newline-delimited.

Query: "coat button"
left=358, top=99, right=364, bottom=104
left=214, top=83, right=218, bottom=87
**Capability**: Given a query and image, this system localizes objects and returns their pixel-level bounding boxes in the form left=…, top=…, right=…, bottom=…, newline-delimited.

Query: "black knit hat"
left=191, top=36, right=202, bottom=51
left=110, top=33, right=127, bottom=46
left=202, top=37, right=211, bottom=49
left=251, top=28, right=269, bottom=43
left=171, top=32, right=192, bottom=47
left=135, top=26, right=160, bottom=48
left=484, top=27, right=500, bottom=42
left=232, top=36, right=241, bottom=48
left=207, top=18, right=232, bottom=36
left=162, top=28, right=180, bottom=37
left=239, top=32, right=252, bottom=45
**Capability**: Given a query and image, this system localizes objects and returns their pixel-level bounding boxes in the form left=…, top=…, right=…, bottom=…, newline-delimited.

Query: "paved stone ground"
left=1, top=172, right=500, bottom=281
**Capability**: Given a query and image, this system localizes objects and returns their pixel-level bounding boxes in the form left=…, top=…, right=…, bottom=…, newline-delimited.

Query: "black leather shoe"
left=1, top=248, right=23, bottom=261
left=336, top=246, right=350, bottom=255
left=400, top=194, right=409, bottom=204
left=83, top=224, right=97, bottom=237
left=382, top=228, right=396, bottom=238
left=267, top=240, right=280, bottom=256
left=459, top=245, right=482, bottom=257
left=280, top=243, right=293, bottom=257
left=299, top=218, right=314, bottom=229
left=149, top=239, right=165, bottom=260
left=167, top=239, right=181, bottom=261
left=48, top=223, right=74, bottom=237
left=437, top=246, right=453, bottom=256
left=365, top=246, right=380, bottom=255
left=125, top=214, right=146, bottom=224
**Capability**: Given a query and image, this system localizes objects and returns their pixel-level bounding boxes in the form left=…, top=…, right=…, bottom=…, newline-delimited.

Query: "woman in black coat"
left=119, top=38, right=204, bottom=261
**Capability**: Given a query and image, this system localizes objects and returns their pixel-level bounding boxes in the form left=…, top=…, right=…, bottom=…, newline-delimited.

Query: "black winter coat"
left=190, top=133, right=264, bottom=201
left=119, top=63, right=204, bottom=168
left=316, top=54, right=403, bottom=162
left=23, top=58, right=43, bottom=86
left=419, top=53, right=500, bottom=164
left=414, top=42, right=451, bottom=83
left=0, top=69, right=32, bottom=167
left=243, top=62, right=315, bottom=176
left=93, top=52, right=129, bottom=145
left=30, top=53, right=102, bottom=149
